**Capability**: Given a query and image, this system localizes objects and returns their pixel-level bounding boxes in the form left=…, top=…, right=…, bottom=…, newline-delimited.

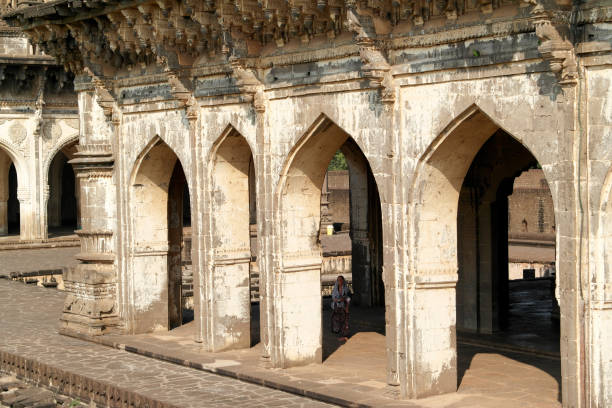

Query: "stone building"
left=3, top=0, right=611, bottom=407
left=0, top=2, right=78, bottom=242
left=508, top=168, right=556, bottom=279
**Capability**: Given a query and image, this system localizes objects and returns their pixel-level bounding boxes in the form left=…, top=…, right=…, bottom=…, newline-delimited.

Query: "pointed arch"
left=127, top=136, right=191, bottom=333
left=407, top=105, right=561, bottom=397
left=273, top=114, right=386, bottom=369
left=45, top=137, right=79, bottom=232
left=0, top=141, right=27, bottom=237
left=42, top=136, right=79, bottom=186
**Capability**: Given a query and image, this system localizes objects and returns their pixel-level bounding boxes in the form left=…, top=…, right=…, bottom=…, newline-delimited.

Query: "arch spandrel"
left=42, top=136, right=79, bottom=187
left=126, top=132, right=192, bottom=196
left=206, top=123, right=257, bottom=170
left=123, top=116, right=193, bottom=189
left=270, top=96, right=389, bottom=181
left=0, top=139, right=28, bottom=189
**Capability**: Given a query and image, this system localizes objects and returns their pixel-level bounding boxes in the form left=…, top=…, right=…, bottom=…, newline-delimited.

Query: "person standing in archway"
left=332, top=275, right=351, bottom=335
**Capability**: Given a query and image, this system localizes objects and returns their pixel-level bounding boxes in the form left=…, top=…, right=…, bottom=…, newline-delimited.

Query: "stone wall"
left=0, top=25, right=79, bottom=241
left=4, top=0, right=612, bottom=406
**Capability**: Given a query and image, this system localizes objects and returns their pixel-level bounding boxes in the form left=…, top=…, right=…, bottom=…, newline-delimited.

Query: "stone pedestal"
left=60, top=146, right=118, bottom=335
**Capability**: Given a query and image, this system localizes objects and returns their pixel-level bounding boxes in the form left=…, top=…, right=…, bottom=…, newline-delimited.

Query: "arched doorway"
left=276, top=116, right=385, bottom=368
left=47, top=142, right=79, bottom=235
left=129, top=139, right=191, bottom=333
left=320, top=139, right=384, bottom=359
left=456, top=131, right=559, bottom=344
left=207, top=128, right=256, bottom=351
left=0, top=148, right=18, bottom=236
left=411, top=107, right=561, bottom=399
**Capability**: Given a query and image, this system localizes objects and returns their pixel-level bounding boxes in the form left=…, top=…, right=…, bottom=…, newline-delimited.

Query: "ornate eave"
left=2, top=0, right=550, bottom=76
left=2, top=0, right=609, bottom=111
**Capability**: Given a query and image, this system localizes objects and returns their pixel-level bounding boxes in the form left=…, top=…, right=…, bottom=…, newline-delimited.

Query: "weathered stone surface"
left=0, top=0, right=610, bottom=406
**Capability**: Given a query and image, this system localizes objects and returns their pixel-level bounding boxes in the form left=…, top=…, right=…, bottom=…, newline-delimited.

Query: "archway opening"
left=278, top=117, right=385, bottom=372
left=456, top=130, right=560, bottom=356
left=7, top=164, right=18, bottom=235
left=0, top=147, right=18, bottom=236
left=207, top=129, right=257, bottom=351
left=130, top=139, right=192, bottom=333
left=411, top=108, right=561, bottom=400
left=321, top=141, right=385, bottom=359
left=47, top=142, right=79, bottom=236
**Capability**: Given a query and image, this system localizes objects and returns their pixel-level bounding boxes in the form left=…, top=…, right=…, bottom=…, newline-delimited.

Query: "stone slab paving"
left=0, top=280, right=332, bottom=408
left=0, top=278, right=562, bottom=407
left=94, top=321, right=561, bottom=407
left=0, top=248, right=78, bottom=276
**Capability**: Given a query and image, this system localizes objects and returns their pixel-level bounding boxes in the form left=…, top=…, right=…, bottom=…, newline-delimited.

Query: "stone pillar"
left=207, top=132, right=253, bottom=351
left=343, top=142, right=372, bottom=306
left=477, top=202, right=496, bottom=334
left=0, top=201, right=6, bottom=235
left=74, top=172, right=81, bottom=229
left=60, top=85, right=118, bottom=335
left=276, top=256, right=323, bottom=367
left=167, top=164, right=185, bottom=330
left=17, top=187, right=34, bottom=241
left=210, top=252, right=252, bottom=351
left=456, top=189, right=479, bottom=331
left=408, top=273, right=458, bottom=398
left=320, top=172, right=332, bottom=237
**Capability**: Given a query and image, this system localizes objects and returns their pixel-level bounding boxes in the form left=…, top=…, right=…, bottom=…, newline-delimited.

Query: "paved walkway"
left=0, top=247, right=78, bottom=276
left=0, top=280, right=331, bottom=408
left=0, top=278, right=562, bottom=407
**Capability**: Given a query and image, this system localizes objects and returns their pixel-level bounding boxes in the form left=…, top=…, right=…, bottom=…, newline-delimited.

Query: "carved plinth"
left=60, top=261, right=119, bottom=335
left=60, top=147, right=118, bottom=336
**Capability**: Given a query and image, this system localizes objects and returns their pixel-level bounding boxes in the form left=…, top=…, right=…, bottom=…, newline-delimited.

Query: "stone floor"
left=0, top=280, right=332, bottom=408
left=0, top=247, right=78, bottom=276
left=0, top=277, right=563, bottom=407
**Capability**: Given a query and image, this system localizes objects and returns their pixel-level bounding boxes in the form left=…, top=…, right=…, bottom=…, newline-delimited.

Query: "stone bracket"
left=345, top=8, right=396, bottom=105
left=229, top=57, right=266, bottom=113
left=531, top=4, right=578, bottom=87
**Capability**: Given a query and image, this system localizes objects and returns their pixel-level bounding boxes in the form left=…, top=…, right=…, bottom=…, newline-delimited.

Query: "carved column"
left=60, top=84, right=118, bottom=335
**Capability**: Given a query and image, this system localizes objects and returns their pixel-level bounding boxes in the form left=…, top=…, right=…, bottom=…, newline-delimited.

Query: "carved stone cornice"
left=3, top=0, right=535, bottom=76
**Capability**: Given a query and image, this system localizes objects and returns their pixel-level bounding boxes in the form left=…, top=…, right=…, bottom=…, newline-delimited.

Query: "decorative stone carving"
left=9, top=122, right=26, bottom=146
left=346, top=8, right=396, bottom=104
left=532, top=4, right=577, bottom=86
left=229, top=58, right=266, bottom=112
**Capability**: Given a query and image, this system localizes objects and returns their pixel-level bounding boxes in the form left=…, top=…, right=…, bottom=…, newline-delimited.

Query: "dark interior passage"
left=7, top=163, right=19, bottom=234
left=455, top=130, right=560, bottom=390
left=47, top=149, right=78, bottom=232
